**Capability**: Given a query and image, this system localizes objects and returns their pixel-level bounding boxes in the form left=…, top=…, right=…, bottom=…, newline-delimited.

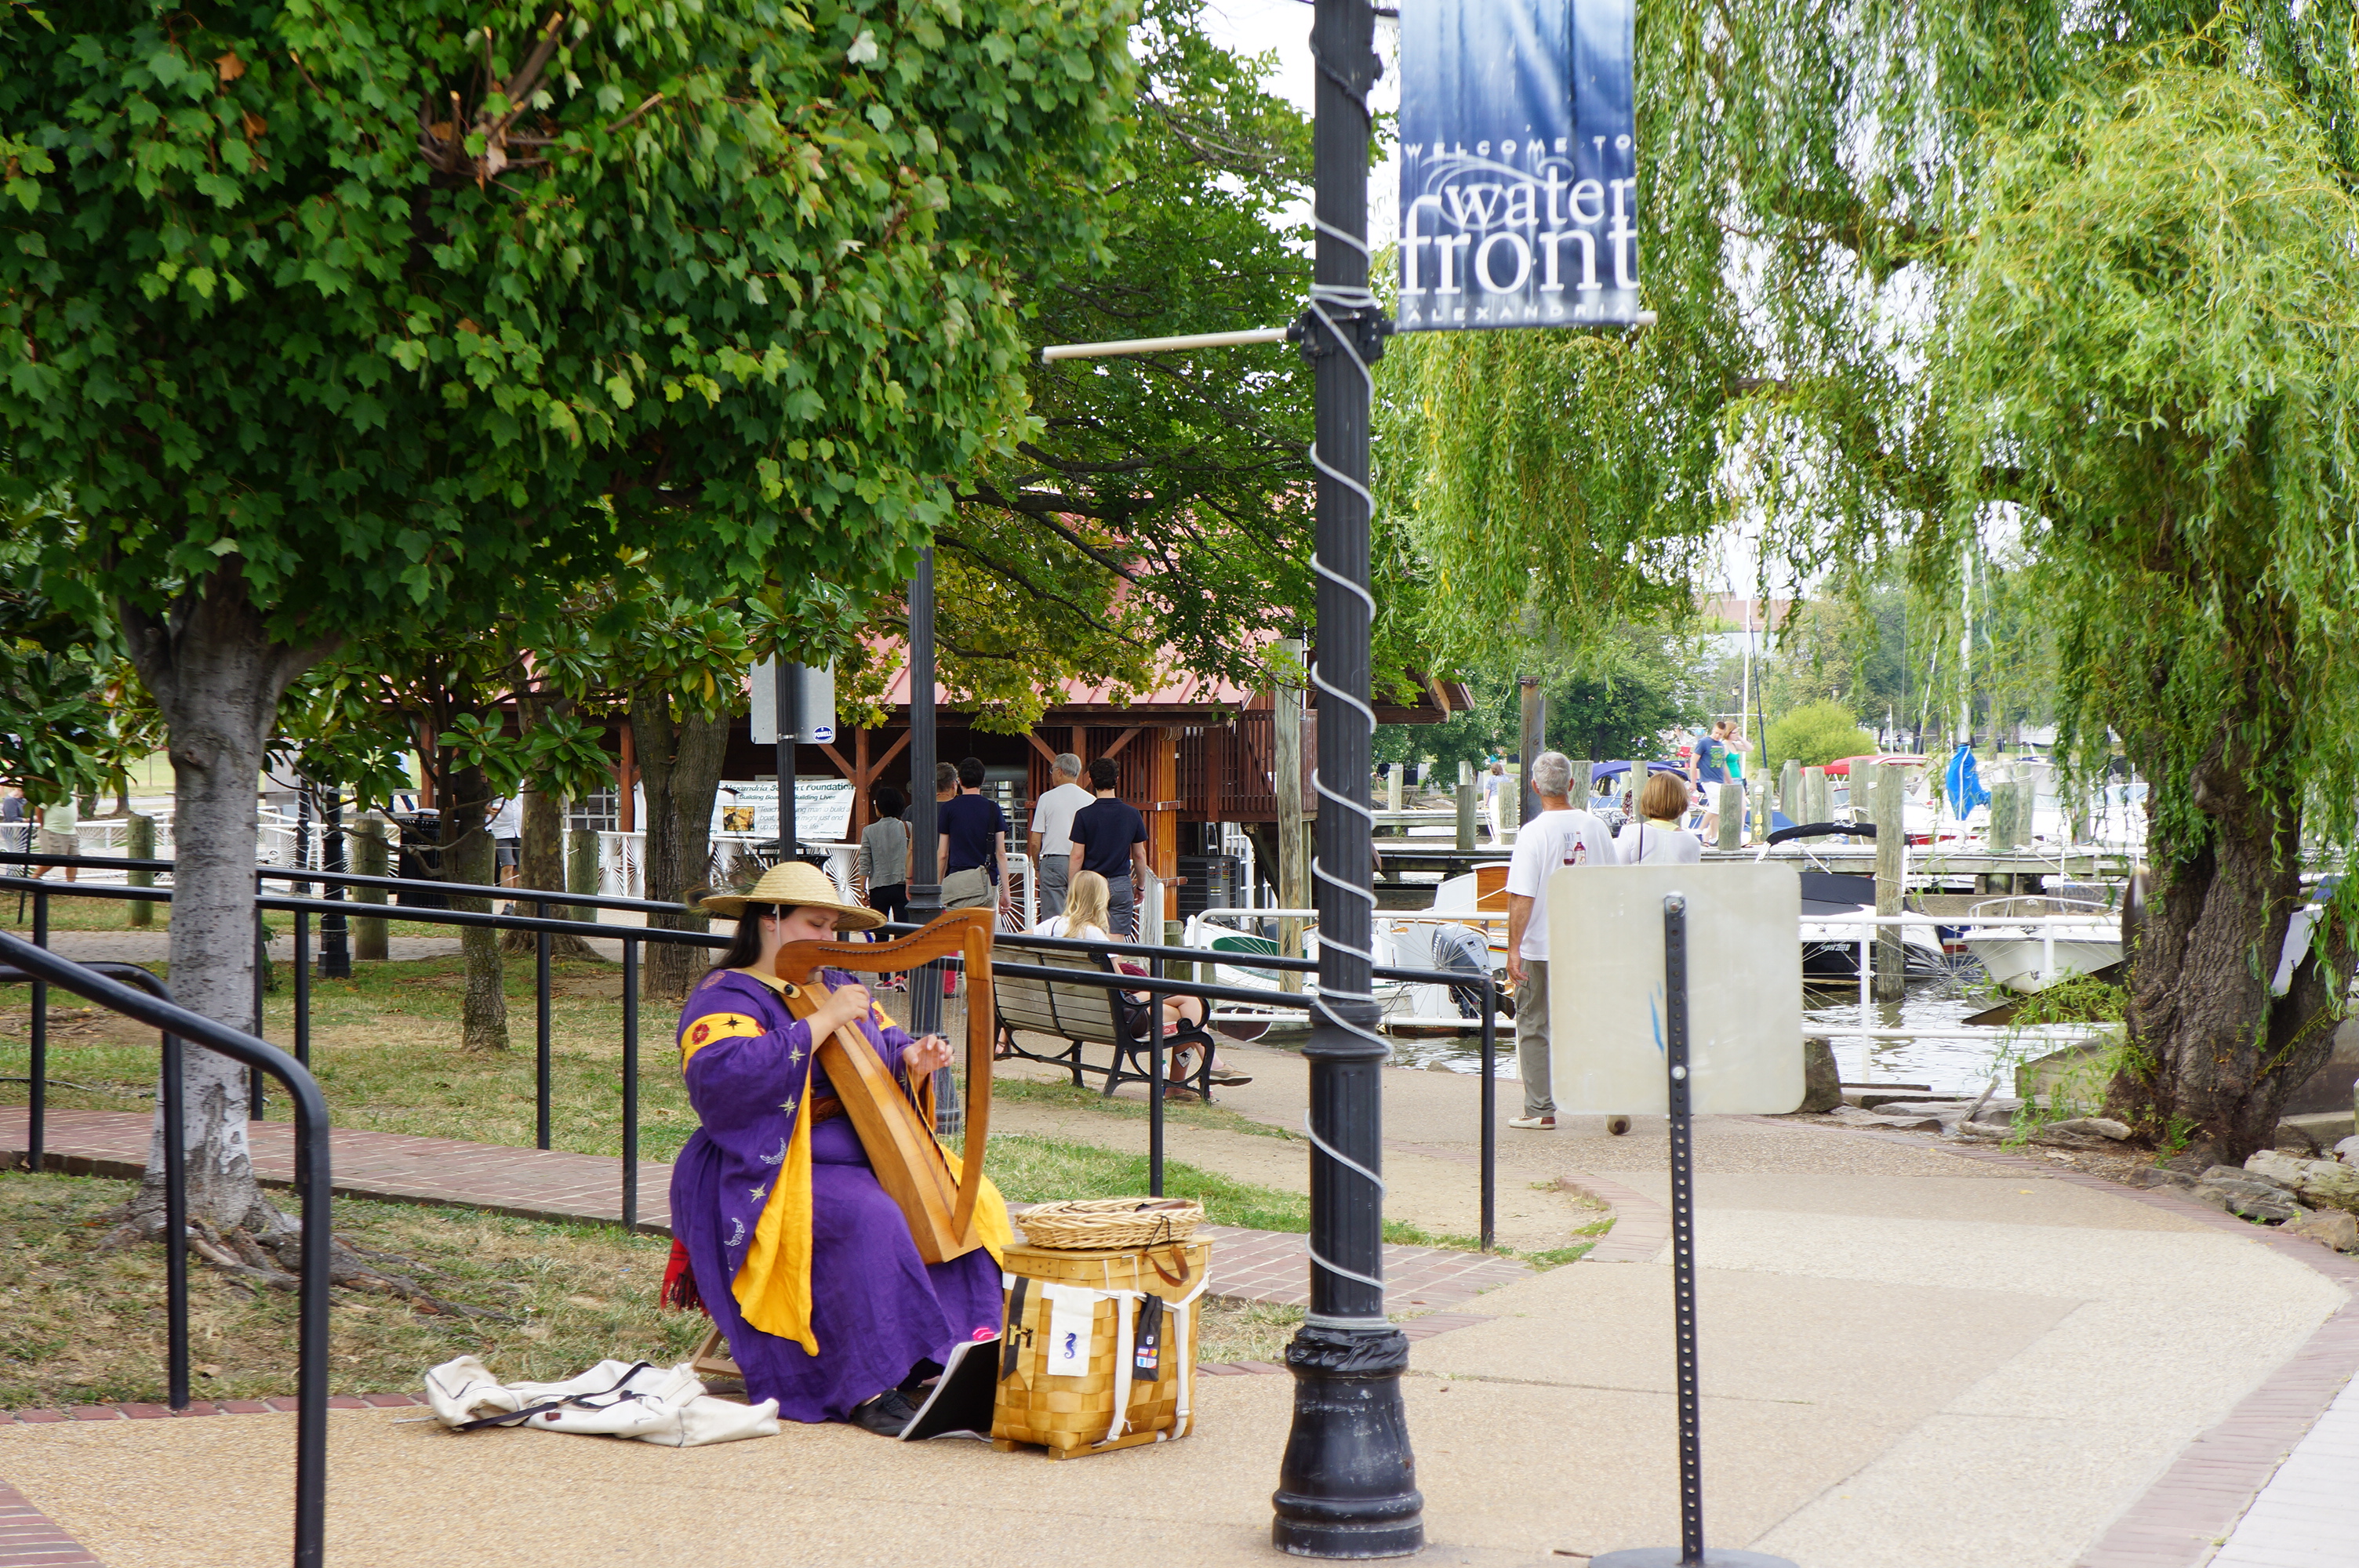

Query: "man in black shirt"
left=1066, top=757, right=1149, bottom=940
left=937, top=757, right=1009, bottom=916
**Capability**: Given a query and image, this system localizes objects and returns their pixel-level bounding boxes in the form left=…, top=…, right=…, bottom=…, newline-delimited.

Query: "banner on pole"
left=1397, top=0, right=1639, bottom=332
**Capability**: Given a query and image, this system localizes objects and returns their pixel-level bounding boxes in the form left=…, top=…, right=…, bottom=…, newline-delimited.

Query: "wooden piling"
left=125, top=813, right=154, bottom=927
left=1779, top=758, right=1802, bottom=822
left=353, top=811, right=390, bottom=961
left=1873, top=764, right=1906, bottom=1000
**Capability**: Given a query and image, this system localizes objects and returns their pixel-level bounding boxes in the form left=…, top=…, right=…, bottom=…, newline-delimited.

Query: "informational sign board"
left=1397, top=0, right=1641, bottom=332
left=750, top=660, right=837, bottom=744
left=1545, top=864, right=1803, bottom=1114
left=711, top=778, right=854, bottom=842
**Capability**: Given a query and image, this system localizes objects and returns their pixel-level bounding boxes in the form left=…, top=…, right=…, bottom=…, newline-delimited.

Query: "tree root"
left=178, top=1220, right=517, bottom=1321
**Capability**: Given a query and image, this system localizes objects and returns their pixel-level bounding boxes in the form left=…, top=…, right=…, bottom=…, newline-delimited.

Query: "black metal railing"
left=0, top=931, right=330, bottom=1568
left=5, top=851, right=1507, bottom=1248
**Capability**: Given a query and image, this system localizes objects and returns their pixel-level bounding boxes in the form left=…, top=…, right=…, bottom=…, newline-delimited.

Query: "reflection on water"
left=1370, top=959, right=2016, bottom=1094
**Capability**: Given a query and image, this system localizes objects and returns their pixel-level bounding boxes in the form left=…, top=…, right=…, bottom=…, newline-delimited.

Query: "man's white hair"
left=1053, top=752, right=1082, bottom=779
left=1529, top=751, right=1576, bottom=799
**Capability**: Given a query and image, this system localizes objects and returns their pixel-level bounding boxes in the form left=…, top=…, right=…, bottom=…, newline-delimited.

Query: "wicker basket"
left=993, top=1238, right=1210, bottom=1458
left=1016, top=1198, right=1204, bottom=1250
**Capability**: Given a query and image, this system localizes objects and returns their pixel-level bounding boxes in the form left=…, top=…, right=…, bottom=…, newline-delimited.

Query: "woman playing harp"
left=663, top=862, right=1009, bottom=1435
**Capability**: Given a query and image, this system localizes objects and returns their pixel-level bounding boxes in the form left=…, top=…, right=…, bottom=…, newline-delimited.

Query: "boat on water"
left=1960, top=895, right=2122, bottom=993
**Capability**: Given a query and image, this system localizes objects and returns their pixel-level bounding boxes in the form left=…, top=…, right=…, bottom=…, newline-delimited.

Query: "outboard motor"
left=1430, top=923, right=1509, bottom=1019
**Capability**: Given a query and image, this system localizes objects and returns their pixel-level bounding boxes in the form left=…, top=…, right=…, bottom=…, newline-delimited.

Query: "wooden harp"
left=773, top=907, right=995, bottom=1265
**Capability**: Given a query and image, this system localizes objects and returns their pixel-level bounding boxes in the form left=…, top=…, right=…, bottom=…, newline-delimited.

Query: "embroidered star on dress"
left=780, top=1094, right=798, bottom=1115
left=789, top=1045, right=806, bottom=1066
left=748, top=1184, right=769, bottom=1203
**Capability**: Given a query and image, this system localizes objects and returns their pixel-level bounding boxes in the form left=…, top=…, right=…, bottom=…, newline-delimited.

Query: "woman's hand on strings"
left=902, top=1034, right=952, bottom=1076
left=806, top=982, right=874, bottom=1039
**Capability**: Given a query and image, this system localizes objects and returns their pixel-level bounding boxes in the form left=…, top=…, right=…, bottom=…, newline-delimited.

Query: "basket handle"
left=1148, top=1234, right=1190, bottom=1287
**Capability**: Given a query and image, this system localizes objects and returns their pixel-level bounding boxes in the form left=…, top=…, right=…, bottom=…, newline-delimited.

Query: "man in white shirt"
left=1026, top=753, right=1093, bottom=917
left=1503, top=751, right=1618, bottom=1130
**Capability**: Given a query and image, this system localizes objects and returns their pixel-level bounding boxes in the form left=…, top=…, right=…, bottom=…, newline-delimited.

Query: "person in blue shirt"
left=1065, top=757, right=1149, bottom=940
left=936, top=757, right=1009, bottom=917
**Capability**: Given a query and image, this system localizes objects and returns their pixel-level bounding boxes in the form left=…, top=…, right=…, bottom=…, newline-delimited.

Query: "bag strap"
left=449, top=1360, right=658, bottom=1432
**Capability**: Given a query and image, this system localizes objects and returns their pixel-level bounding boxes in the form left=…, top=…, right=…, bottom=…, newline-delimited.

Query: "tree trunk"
left=631, top=688, right=729, bottom=999
left=442, top=760, right=511, bottom=1052
left=116, top=566, right=335, bottom=1233
left=2109, top=728, right=2348, bottom=1166
left=500, top=690, right=602, bottom=960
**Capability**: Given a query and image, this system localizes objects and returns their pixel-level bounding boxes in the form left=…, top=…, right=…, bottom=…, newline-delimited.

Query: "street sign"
left=750, top=660, right=837, bottom=744
left=1397, top=0, right=1641, bottom=332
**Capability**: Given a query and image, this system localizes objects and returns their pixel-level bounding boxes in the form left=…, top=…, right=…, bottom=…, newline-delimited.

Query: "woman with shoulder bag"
left=856, top=786, right=911, bottom=989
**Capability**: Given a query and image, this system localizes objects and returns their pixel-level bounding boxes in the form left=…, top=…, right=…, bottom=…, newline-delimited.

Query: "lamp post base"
left=1270, top=1323, right=1423, bottom=1559
left=1589, top=1549, right=1798, bottom=1566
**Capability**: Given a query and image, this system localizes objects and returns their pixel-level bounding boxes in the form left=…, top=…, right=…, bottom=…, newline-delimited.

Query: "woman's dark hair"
left=711, top=902, right=787, bottom=972
left=958, top=756, right=986, bottom=789
left=1088, top=757, right=1121, bottom=792
left=871, top=784, right=904, bottom=818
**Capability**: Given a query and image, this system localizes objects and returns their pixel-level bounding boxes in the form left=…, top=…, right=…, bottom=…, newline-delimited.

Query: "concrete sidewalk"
left=4, top=1104, right=2354, bottom=1564
left=5, top=1029, right=2357, bottom=1565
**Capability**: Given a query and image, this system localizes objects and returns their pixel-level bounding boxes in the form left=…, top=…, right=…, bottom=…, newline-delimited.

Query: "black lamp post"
left=1270, top=0, right=1422, bottom=1554
left=905, top=547, right=943, bottom=1044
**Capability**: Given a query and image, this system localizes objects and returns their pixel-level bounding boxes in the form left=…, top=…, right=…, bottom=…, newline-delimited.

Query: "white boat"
left=1960, top=895, right=2121, bottom=993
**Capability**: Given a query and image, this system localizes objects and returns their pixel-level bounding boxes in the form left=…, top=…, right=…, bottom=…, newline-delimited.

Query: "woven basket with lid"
left=992, top=1237, right=1211, bottom=1458
left=1015, top=1197, right=1204, bottom=1250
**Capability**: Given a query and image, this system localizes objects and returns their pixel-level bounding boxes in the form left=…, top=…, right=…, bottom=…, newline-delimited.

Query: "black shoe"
left=845, top=1388, right=921, bottom=1438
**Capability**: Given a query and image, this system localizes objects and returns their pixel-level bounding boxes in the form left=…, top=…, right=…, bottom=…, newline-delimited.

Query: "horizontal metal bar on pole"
left=1041, top=326, right=1289, bottom=362
left=1, top=850, right=703, bottom=920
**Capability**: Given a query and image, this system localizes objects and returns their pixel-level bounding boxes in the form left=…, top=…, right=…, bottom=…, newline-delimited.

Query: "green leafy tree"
left=1764, top=699, right=1877, bottom=772
left=1379, top=6, right=2359, bottom=1163
left=0, top=0, right=1132, bottom=1232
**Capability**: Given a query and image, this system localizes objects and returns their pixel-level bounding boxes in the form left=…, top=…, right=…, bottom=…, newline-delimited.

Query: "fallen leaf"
left=216, top=51, right=245, bottom=83
left=242, top=111, right=267, bottom=139
left=195, top=1363, right=222, bottom=1377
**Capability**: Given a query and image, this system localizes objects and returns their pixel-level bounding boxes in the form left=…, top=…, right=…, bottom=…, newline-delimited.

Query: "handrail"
left=1, top=849, right=727, bottom=921
left=0, top=931, right=329, bottom=1567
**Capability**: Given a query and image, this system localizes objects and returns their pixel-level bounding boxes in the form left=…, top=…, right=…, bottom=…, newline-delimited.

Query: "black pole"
left=162, top=1027, right=188, bottom=1410
left=293, top=909, right=310, bottom=1067
left=1271, top=0, right=1421, bottom=1552
left=536, top=902, right=552, bottom=1151
left=27, top=889, right=44, bottom=1171
left=622, top=936, right=639, bottom=1229
left=776, top=659, right=798, bottom=861
left=907, top=549, right=943, bottom=1044
left=1479, top=971, right=1496, bottom=1253
left=319, top=785, right=349, bottom=978
left=1592, top=898, right=1794, bottom=1568
left=1666, top=896, right=1703, bottom=1563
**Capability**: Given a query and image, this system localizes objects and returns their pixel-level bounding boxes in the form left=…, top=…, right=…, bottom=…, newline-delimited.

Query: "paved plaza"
left=3, top=1036, right=2356, bottom=1566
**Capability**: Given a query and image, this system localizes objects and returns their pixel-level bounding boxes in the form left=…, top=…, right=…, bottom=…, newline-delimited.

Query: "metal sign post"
left=1589, top=891, right=1796, bottom=1568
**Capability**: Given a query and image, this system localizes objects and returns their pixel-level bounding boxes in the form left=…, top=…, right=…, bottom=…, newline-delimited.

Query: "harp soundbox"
left=773, top=907, right=995, bottom=1265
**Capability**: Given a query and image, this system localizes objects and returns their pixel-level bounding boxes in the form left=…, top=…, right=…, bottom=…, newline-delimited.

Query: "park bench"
left=993, top=947, right=1218, bottom=1102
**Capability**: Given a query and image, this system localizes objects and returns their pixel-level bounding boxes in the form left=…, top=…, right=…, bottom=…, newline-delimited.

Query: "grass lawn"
left=0, top=1173, right=1348, bottom=1404
left=0, top=1172, right=699, bottom=1410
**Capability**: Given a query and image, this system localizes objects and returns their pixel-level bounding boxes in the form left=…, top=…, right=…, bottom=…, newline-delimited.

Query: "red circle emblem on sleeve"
left=691, top=1022, right=712, bottom=1045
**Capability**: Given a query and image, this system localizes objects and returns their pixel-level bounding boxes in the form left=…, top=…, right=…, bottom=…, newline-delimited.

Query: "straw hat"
left=698, top=861, right=883, bottom=930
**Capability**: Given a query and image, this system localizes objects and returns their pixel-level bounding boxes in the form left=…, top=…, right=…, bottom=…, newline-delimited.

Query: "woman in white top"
left=1029, top=870, right=1242, bottom=1093
left=1616, top=770, right=1704, bottom=866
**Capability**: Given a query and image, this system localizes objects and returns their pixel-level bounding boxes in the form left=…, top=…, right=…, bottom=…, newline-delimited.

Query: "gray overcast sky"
left=1194, top=0, right=1401, bottom=246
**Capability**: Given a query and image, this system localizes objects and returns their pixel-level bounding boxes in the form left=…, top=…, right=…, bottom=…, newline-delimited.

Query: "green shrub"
left=1765, top=700, right=1880, bottom=770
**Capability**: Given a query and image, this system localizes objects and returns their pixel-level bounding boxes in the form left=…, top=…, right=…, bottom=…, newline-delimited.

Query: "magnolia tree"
left=1381, top=7, right=2359, bottom=1164
left=0, top=0, right=1130, bottom=1238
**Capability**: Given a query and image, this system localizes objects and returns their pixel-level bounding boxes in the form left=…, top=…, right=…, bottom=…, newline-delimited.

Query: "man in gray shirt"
left=1027, top=752, right=1092, bottom=917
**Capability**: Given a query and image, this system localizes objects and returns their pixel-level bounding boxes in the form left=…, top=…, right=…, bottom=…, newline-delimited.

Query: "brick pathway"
left=0, top=1479, right=100, bottom=1568
left=0, top=1107, right=1528, bottom=1315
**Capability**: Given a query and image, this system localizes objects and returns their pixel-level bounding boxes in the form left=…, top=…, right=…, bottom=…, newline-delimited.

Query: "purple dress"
left=670, top=967, right=1003, bottom=1422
